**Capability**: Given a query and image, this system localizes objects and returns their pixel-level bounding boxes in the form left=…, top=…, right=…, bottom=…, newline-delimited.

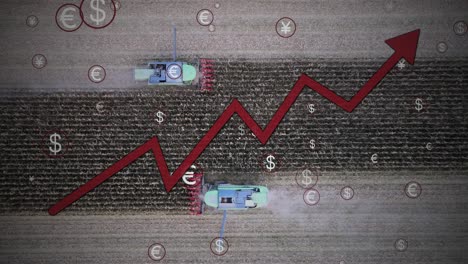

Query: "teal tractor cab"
left=203, top=184, right=269, bottom=211
left=134, top=27, right=214, bottom=89
left=134, top=61, right=197, bottom=85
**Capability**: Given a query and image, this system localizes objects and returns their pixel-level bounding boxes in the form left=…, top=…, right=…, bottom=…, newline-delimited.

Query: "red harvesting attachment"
left=200, top=58, right=215, bottom=92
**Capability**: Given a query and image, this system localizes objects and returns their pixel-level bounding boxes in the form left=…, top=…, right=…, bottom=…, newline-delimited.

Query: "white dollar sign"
left=215, top=239, right=225, bottom=253
left=455, top=22, right=467, bottom=35
left=344, top=188, right=351, bottom=199
left=415, top=98, right=423, bottom=112
left=238, top=125, right=245, bottom=135
left=90, top=0, right=106, bottom=26
left=49, top=133, right=62, bottom=155
left=308, top=103, right=315, bottom=114
left=309, top=139, right=315, bottom=149
left=396, top=239, right=407, bottom=251
left=301, top=169, right=312, bottom=185
left=156, top=111, right=165, bottom=124
left=265, top=155, right=276, bottom=171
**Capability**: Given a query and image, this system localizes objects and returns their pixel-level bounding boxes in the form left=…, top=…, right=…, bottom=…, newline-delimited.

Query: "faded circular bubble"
left=436, top=42, right=448, bottom=53
left=148, top=243, right=166, bottom=261
left=384, top=0, right=396, bottom=12
left=453, top=21, right=467, bottom=36
left=215, top=3, right=220, bottom=9
left=295, top=167, right=319, bottom=189
left=404, top=181, right=422, bottom=199
left=210, top=237, right=229, bottom=256
left=26, top=15, right=39, bottom=28
left=197, top=9, right=214, bottom=26
left=110, top=0, right=121, bottom=11
left=88, top=65, right=106, bottom=83
left=32, top=54, right=47, bottom=69
left=276, top=17, right=296, bottom=38
left=394, top=238, right=408, bottom=252
left=208, top=24, right=216, bottom=32
left=303, top=188, right=320, bottom=206
left=340, top=186, right=354, bottom=200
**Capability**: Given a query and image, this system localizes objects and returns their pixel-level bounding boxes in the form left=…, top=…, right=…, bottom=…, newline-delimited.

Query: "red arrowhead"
left=385, top=29, right=420, bottom=64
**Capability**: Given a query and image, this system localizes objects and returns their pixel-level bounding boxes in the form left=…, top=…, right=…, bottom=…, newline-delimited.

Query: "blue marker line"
left=219, top=210, right=227, bottom=238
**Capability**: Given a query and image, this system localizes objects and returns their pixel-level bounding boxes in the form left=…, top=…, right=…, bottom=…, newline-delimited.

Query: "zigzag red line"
left=49, top=48, right=405, bottom=215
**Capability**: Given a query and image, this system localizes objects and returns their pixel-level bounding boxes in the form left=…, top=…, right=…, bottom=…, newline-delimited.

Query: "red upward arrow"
left=49, top=29, right=420, bottom=215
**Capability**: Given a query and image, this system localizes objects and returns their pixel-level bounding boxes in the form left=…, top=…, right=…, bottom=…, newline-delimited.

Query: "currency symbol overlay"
left=61, top=7, right=79, bottom=29
left=26, top=15, right=39, bottom=28
left=371, top=153, right=378, bottom=164
left=426, top=143, right=433, bottom=151
left=155, top=111, right=165, bottom=124
left=308, top=103, right=316, bottom=114
left=167, top=64, right=182, bottom=79
left=259, top=153, right=281, bottom=173
left=404, top=181, right=422, bottom=198
left=49, top=133, right=63, bottom=156
left=56, top=4, right=82, bottom=32
left=182, top=165, right=200, bottom=185
left=302, top=169, right=313, bottom=185
left=394, top=238, right=408, bottom=252
left=210, top=237, right=229, bottom=256
left=437, top=42, right=448, bottom=53
left=238, top=124, right=245, bottom=135
left=32, top=54, right=47, bottom=69
left=303, top=188, right=320, bottom=206
left=88, top=65, right=106, bottom=83
left=265, top=155, right=276, bottom=171
left=216, top=240, right=224, bottom=253
left=396, top=59, right=406, bottom=70
left=96, top=101, right=105, bottom=113
left=80, top=0, right=116, bottom=29
left=453, top=21, right=467, bottom=36
left=90, top=0, right=106, bottom=26
left=276, top=17, right=296, bottom=38
left=281, top=21, right=291, bottom=34
left=309, top=139, right=315, bottom=149
left=197, top=9, right=214, bottom=26
left=295, top=168, right=319, bottom=189
left=414, top=98, right=424, bottom=112
left=340, top=186, right=354, bottom=200
left=148, top=243, right=166, bottom=261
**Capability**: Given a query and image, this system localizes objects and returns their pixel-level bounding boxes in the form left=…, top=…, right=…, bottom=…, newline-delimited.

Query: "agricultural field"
left=0, top=0, right=467, bottom=263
